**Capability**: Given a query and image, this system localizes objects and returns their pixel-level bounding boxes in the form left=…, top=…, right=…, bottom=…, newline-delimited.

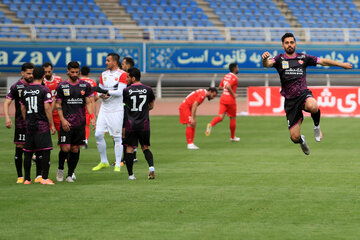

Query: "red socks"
left=210, top=116, right=222, bottom=127
left=186, top=126, right=195, bottom=144
left=230, top=118, right=236, bottom=139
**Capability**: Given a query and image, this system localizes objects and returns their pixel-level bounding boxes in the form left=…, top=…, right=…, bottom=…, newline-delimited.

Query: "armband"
left=90, top=113, right=95, bottom=119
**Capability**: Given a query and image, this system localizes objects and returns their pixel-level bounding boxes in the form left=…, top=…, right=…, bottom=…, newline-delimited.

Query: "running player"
left=179, top=88, right=218, bottom=149
left=92, top=53, right=127, bottom=172
left=123, top=67, right=155, bottom=180
left=4, top=63, right=38, bottom=183
left=262, top=32, right=353, bottom=155
left=20, top=66, right=56, bottom=185
left=55, top=61, right=95, bottom=182
left=206, top=62, right=240, bottom=142
left=80, top=66, right=98, bottom=148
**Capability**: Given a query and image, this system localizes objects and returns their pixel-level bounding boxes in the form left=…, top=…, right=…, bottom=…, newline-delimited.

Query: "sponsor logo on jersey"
left=129, top=89, right=147, bottom=95
left=67, top=98, right=83, bottom=104
left=282, top=61, right=289, bottom=69
left=79, top=84, right=87, bottom=87
left=103, top=77, right=107, bottom=81
left=64, top=89, right=70, bottom=96
left=23, top=89, right=40, bottom=96
left=61, top=84, right=69, bottom=88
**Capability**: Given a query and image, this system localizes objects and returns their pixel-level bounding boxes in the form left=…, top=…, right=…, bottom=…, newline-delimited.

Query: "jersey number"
left=19, top=134, right=25, bottom=141
left=25, top=96, right=38, bottom=114
left=130, top=95, right=147, bottom=111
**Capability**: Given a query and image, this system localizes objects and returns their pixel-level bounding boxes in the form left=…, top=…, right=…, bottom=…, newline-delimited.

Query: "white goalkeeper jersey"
left=99, top=68, right=127, bottom=112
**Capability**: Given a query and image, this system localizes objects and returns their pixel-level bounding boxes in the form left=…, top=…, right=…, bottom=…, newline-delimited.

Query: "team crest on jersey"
left=298, top=60, right=304, bottom=65
left=282, top=61, right=289, bottom=69
left=115, top=77, right=119, bottom=81
left=81, top=90, right=85, bottom=95
left=18, top=90, right=22, bottom=97
left=64, top=89, right=70, bottom=96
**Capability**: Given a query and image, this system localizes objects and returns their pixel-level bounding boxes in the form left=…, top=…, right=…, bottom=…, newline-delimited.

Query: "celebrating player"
left=262, top=32, right=353, bottom=155
left=206, top=62, right=240, bottom=142
left=55, top=61, right=95, bottom=182
left=179, top=88, right=218, bottom=149
left=20, top=66, right=56, bottom=185
left=92, top=53, right=127, bottom=172
left=123, top=67, right=155, bottom=180
left=80, top=66, right=98, bottom=148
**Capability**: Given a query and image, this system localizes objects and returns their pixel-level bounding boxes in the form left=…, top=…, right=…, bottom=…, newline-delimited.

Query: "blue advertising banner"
left=0, top=42, right=143, bottom=73
left=146, top=43, right=360, bottom=74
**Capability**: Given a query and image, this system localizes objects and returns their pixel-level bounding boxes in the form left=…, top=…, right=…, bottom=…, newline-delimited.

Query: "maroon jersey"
left=56, top=80, right=93, bottom=128
left=20, top=83, right=52, bottom=134
left=272, top=53, right=319, bottom=99
left=123, top=83, right=155, bottom=131
left=6, top=79, right=29, bottom=128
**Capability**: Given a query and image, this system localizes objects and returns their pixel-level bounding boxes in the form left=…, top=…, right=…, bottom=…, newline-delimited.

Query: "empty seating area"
left=4, top=0, right=112, bottom=25
left=0, top=0, right=360, bottom=42
left=286, top=0, right=360, bottom=29
left=207, top=0, right=290, bottom=28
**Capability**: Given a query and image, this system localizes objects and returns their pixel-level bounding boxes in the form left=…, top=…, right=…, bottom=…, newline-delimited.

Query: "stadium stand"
left=0, top=0, right=359, bottom=42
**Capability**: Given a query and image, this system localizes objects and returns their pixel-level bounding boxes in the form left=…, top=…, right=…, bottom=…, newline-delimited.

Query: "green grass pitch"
left=1, top=116, right=360, bottom=240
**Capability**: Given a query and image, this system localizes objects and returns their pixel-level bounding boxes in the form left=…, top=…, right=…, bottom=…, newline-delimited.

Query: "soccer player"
left=4, top=63, right=37, bottom=184
left=42, top=62, right=68, bottom=180
left=262, top=32, right=353, bottom=155
left=123, top=67, right=155, bottom=180
left=55, top=61, right=95, bottom=182
left=20, top=66, right=56, bottom=185
left=121, top=57, right=135, bottom=71
left=80, top=66, right=98, bottom=148
left=92, top=53, right=127, bottom=172
left=179, top=88, right=218, bottom=149
left=206, top=62, right=240, bottom=142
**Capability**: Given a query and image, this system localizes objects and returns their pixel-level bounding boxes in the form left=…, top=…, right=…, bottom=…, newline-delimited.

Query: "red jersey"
left=44, top=75, right=62, bottom=116
left=80, top=77, right=97, bottom=115
left=180, top=89, right=207, bottom=109
left=219, top=72, right=238, bottom=104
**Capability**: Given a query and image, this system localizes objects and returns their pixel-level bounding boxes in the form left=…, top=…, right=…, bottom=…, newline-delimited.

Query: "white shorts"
left=96, top=109, right=124, bottom=137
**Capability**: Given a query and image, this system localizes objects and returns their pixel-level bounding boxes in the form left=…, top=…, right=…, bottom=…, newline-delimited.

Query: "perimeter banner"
left=248, top=86, right=360, bottom=116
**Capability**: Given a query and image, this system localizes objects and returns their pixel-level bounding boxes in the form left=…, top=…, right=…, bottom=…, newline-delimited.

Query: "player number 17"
left=130, top=95, right=147, bottom=111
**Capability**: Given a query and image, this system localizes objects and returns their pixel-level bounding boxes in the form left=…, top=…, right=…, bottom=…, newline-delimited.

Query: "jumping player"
left=262, top=32, right=352, bottom=155
left=206, top=62, right=240, bottom=142
left=179, top=88, right=218, bottom=149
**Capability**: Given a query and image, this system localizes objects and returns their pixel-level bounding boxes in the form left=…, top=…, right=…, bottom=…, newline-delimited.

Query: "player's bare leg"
left=290, top=122, right=310, bottom=155
left=304, top=97, right=322, bottom=142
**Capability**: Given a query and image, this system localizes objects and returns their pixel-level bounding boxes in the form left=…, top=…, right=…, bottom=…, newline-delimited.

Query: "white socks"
left=113, top=136, right=123, bottom=167
left=95, top=131, right=108, bottom=164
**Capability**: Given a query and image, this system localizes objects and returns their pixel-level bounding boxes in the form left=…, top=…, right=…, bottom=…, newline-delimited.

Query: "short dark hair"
left=67, top=61, right=80, bottom=70
left=123, top=57, right=135, bottom=67
left=281, top=32, right=296, bottom=43
left=33, top=66, right=45, bottom=80
left=229, top=62, right=238, bottom=72
left=81, top=66, right=90, bottom=76
left=42, top=62, right=53, bottom=69
left=108, top=53, right=120, bottom=66
left=207, top=87, right=218, bottom=93
left=21, top=62, right=34, bottom=71
left=128, top=67, right=141, bottom=81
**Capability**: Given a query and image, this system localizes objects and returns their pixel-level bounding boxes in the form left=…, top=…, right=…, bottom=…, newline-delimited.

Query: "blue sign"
left=146, top=43, right=360, bottom=74
left=0, top=42, right=143, bottom=73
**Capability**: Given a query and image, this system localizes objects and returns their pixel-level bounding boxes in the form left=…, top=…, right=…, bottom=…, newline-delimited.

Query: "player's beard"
left=69, top=75, right=79, bottom=82
left=24, top=77, right=33, bottom=84
left=285, top=47, right=295, bottom=55
left=45, top=75, right=52, bottom=80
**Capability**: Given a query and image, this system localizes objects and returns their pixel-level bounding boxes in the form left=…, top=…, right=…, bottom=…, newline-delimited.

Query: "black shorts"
left=124, top=130, right=150, bottom=148
left=284, top=89, right=314, bottom=129
left=14, top=127, right=26, bottom=144
left=23, top=131, right=53, bottom=152
left=58, top=127, right=86, bottom=146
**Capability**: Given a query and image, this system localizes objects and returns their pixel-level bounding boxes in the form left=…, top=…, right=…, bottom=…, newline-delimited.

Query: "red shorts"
left=53, top=114, right=61, bottom=132
left=219, top=102, right=237, bottom=117
left=179, top=107, right=192, bottom=124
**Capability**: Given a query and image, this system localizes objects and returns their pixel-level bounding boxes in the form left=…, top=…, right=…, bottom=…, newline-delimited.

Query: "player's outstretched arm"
left=262, top=51, right=274, bottom=68
left=318, top=59, right=353, bottom=69
left=4, top=98, right=13, bottom=128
